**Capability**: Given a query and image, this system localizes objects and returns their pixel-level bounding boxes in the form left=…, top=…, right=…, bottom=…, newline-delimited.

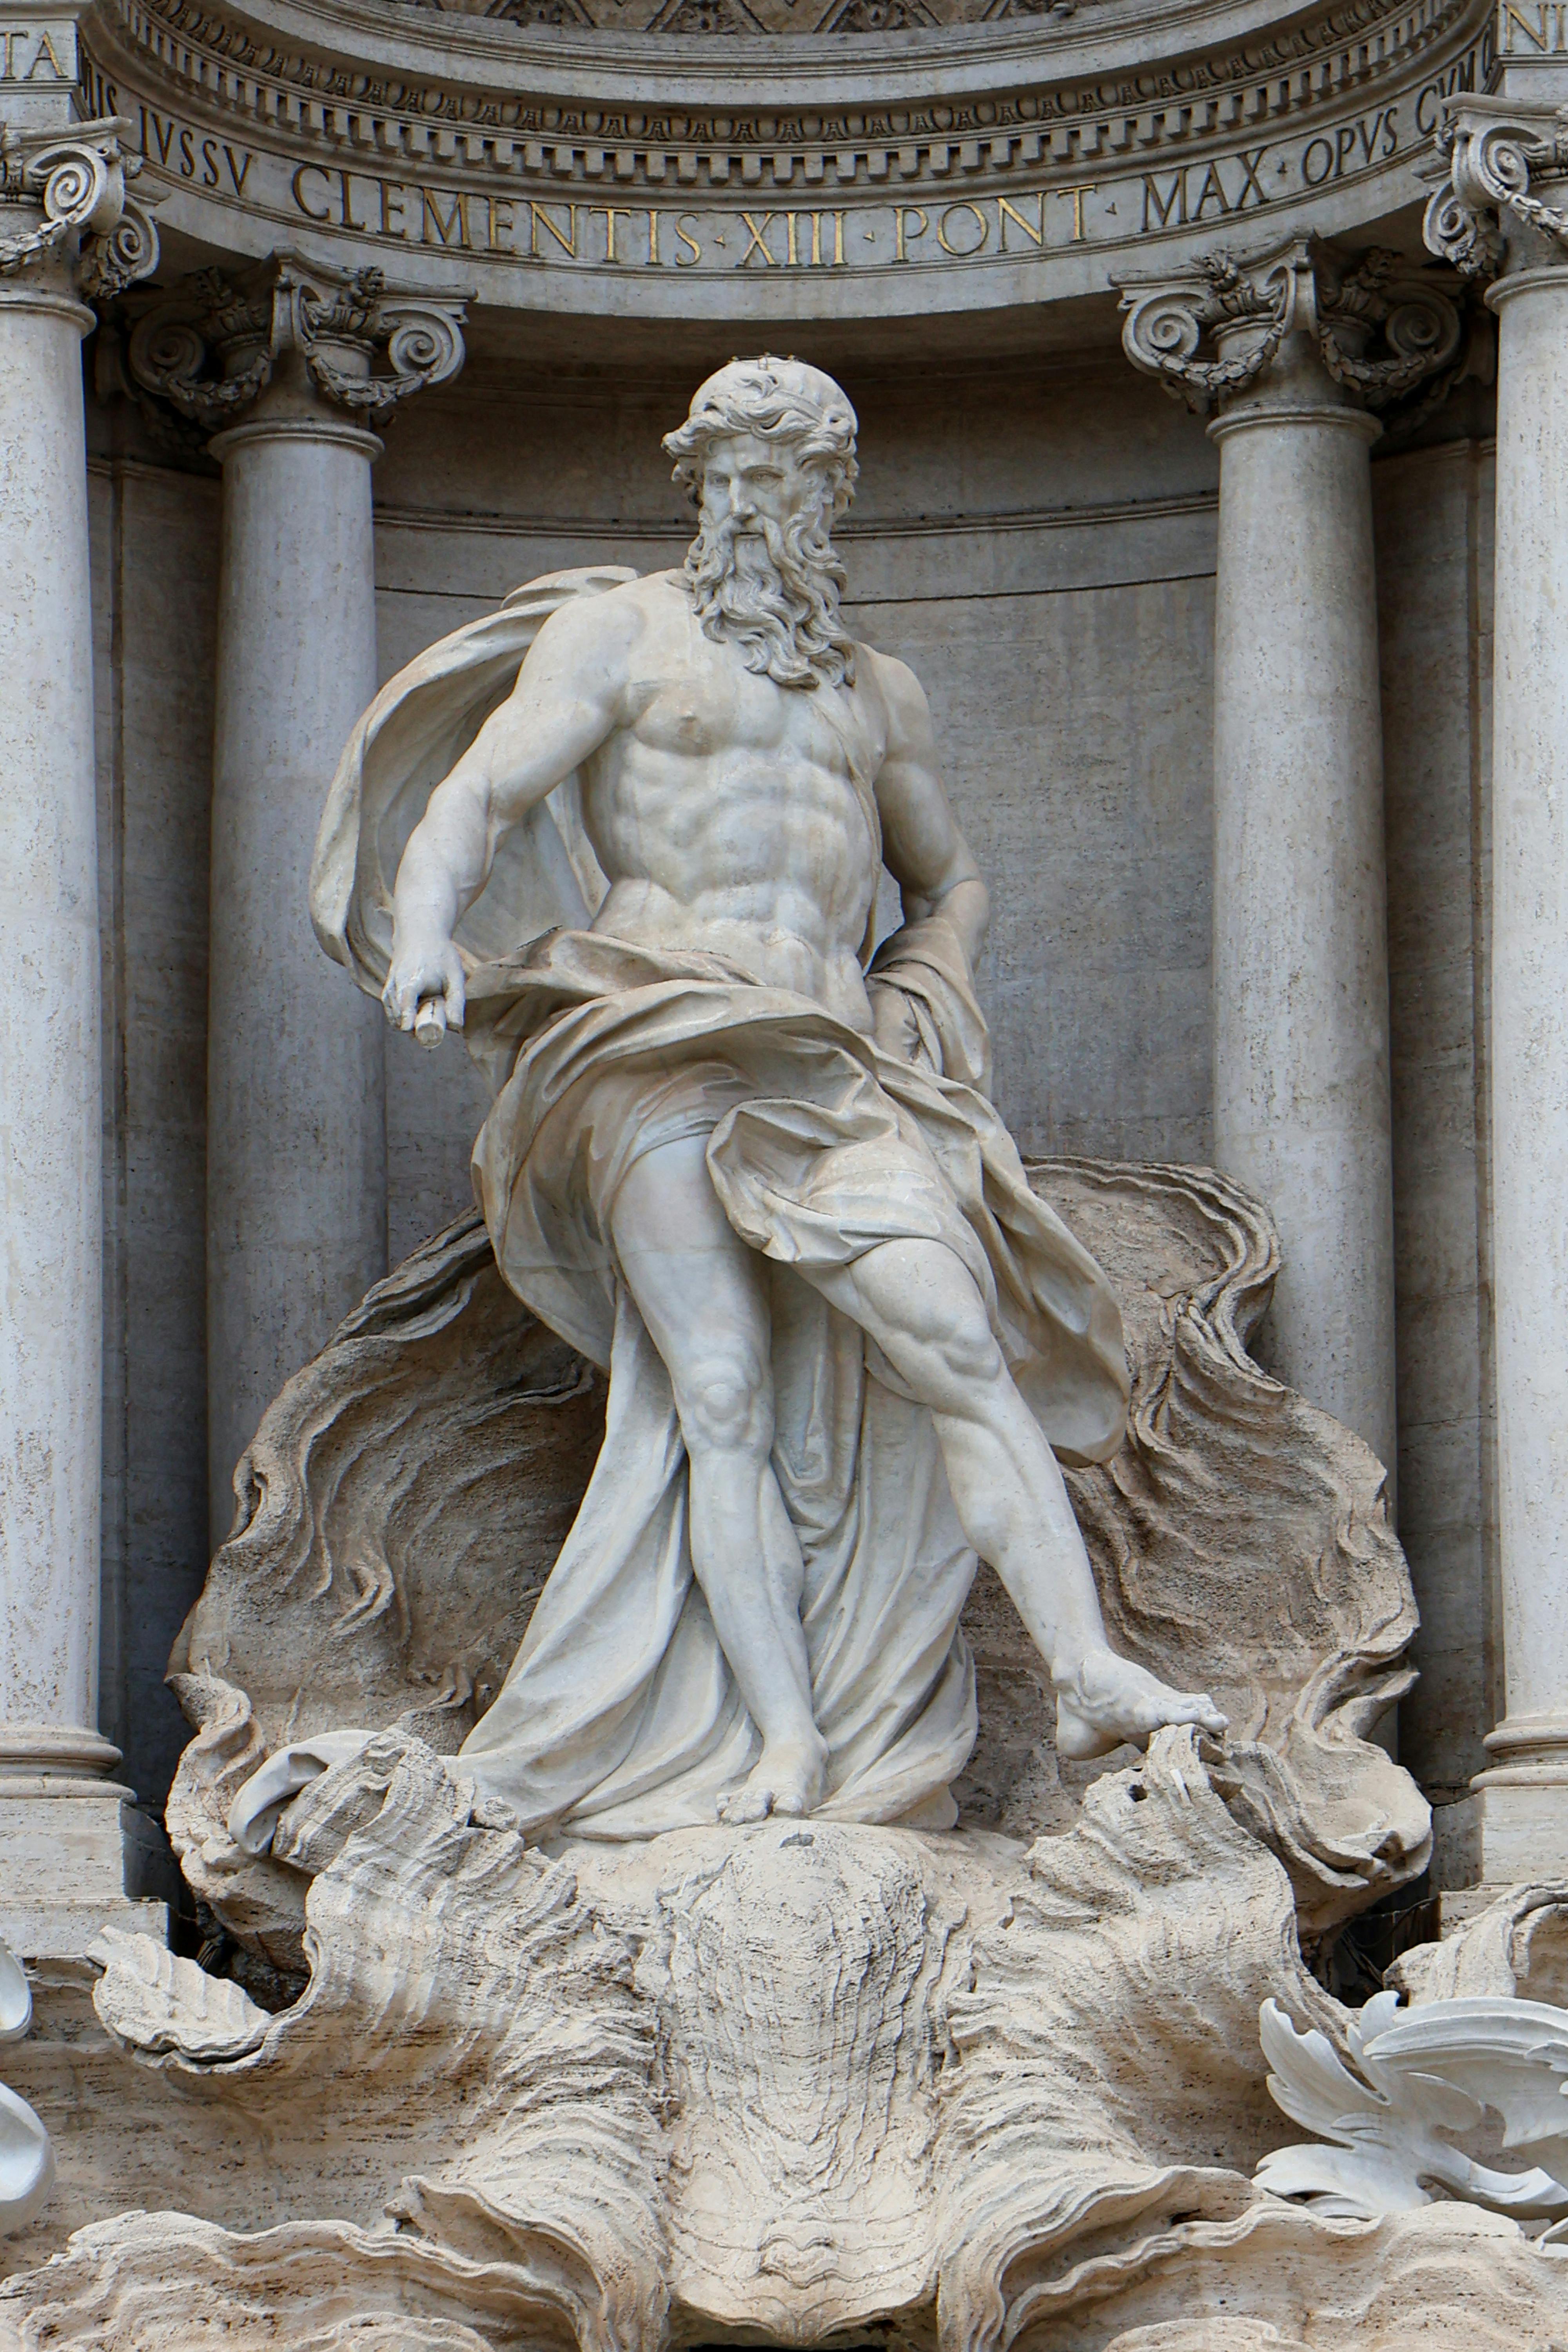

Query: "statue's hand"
left=382, top=931, right=466, bottom=1039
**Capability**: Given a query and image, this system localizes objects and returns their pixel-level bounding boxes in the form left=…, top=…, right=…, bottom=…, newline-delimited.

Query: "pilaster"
left=1426, top=95, right=1568, bottom=1883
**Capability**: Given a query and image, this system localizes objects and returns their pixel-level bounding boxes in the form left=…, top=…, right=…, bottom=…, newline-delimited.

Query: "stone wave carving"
left=165, top=1156, right=1425, bottom=1962
left=1, top=1735, right=1560, bottom=2351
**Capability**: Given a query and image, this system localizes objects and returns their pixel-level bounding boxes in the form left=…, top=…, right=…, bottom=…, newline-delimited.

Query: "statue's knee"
left=679, top=1358, right=773, bottom=1454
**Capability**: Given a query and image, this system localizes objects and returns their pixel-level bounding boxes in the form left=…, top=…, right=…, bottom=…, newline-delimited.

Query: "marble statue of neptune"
left=314, top=356, right=1225, bottom=1838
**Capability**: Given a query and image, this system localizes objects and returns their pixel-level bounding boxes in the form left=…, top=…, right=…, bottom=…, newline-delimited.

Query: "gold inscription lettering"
left=27, top=28, right=67, bottom=76
left=292, top=162, right=332, bottom=222
left=894, top=205, right=927, bottom=261
left=588, top=205, right=637, bottom=261
left=997, top=193, right=1044, bottom=248
left=1503, top=0, right=1551, bottom=44
left=421, top=188, right=468, bottom=247
left=528, top=200, right=577, bottom=259
left=674, top=212, right=701, bottom=266
left=1058, top=184, right=1093, bottom=242
left=737, top=211, right=779, bottom=265
left=1142, top=172, right=1185, bottom=230
left=936, top=201, right=988, bottom=257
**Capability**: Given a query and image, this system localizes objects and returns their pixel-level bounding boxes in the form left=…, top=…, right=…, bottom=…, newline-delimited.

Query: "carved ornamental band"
left=1116, top=235, right=1463, bottom=417
left=0, top=115, right=157, bottom=298
left=1425, top=99, right=1568, bottom=281
left=125, top=250, right=468, bottom=434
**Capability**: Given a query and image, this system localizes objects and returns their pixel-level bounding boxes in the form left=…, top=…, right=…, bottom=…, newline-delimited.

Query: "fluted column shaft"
left=205, top=402, right=387, bottom=1537
left=1208, top=371, right=1396, bottom=1480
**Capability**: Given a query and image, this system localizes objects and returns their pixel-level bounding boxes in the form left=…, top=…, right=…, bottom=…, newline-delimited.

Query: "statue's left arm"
left=868, top=650, right=989, bottom=962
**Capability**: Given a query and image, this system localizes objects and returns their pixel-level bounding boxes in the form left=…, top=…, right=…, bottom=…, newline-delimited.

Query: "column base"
left=0, top=1727, right=167, bottom=1960
left=1463, top=1715, right=1568, bottom=1886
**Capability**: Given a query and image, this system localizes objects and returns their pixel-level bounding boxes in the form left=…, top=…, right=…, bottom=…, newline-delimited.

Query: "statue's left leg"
left=805, top=1236, right=1228, bottom=1760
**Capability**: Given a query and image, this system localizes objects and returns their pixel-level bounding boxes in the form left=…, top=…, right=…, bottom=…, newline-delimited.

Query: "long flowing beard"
left=684, top=507, right=857, bottom=691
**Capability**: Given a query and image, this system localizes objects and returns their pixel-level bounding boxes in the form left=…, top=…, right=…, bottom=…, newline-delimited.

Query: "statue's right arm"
left=383, top=595, right=634, bottom=1032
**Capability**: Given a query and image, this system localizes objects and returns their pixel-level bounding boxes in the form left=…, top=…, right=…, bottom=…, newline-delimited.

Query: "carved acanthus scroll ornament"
left=0, top=116, right=158, bottom=298
left=125, top=250, right=467, bottom=434
left=1118, top=236, right=1463, bottom=418
left=1424, top=100, right=1568, bottom=281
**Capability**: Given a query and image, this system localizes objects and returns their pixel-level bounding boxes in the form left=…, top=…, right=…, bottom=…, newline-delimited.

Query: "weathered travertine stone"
left=1120, top=238, right=1461, bottom=1488
left=125, top=256, right=468, bottom=1538
left=0, top=3, right=162, bottom=1957
left=162, top=1156, right=1427, bottom=1958
left=1426, top=87, right=1568, bottom=1878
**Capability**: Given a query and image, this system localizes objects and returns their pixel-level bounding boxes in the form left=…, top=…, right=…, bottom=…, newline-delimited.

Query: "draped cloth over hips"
left=457, top=921, right=1129, bottom=1838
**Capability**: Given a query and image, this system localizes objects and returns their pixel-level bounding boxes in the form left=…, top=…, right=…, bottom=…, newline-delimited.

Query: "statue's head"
left=663, top=356, right=859, bottom=692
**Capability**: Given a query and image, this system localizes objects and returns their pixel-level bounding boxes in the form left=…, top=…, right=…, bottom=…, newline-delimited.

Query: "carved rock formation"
left=1, top=1734, right=1561, bottom=2350
left=167, top=1157, right=1427, bottom=1959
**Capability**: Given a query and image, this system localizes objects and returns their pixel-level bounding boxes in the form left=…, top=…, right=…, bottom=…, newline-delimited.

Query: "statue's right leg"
left=610, top=1133, right=828, bottom=1822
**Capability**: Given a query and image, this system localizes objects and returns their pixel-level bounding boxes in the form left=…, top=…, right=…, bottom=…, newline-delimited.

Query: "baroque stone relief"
left=6, top=353, right=1534, bottom=2352
left=165, top=1152, right=1426, bottom=1975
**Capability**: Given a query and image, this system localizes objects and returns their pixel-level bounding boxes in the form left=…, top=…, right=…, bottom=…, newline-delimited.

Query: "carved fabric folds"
left=309, top=567, right=1127, bottom=1838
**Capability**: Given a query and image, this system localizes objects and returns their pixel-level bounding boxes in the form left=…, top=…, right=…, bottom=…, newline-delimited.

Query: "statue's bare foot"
left=717, top=1736, right=828, bottom=1825
left=1054, top=1645, right=1228, bottom=1763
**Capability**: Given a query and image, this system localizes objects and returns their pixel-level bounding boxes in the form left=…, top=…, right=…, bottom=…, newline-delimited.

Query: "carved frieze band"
left=1118, top=235, right=1463, bottom=414
left=123, top=250, right=468, bottom=431
left=0, top=114, right=158, bottom=296
left=83, top=0, right=1481, bottom=203
left=1424, top=98, right=1568, bottom=278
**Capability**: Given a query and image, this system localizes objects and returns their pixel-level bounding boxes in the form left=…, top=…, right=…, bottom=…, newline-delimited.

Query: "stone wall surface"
left=1374, top=436, right=1497, bottom=1803
left=88, top=447, right=220, bottom=1814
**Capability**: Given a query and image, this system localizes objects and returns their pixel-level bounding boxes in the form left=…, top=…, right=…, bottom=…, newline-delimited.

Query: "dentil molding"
left=60, top=0, right=1496, bottom=315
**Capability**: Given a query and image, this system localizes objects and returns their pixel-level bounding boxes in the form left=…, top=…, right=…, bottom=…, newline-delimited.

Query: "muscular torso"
left=580, top=574, right=887, bottom=1031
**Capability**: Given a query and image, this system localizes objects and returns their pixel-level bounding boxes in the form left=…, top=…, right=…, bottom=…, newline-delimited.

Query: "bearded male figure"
left=312, top=357, right=1224, bottom=1836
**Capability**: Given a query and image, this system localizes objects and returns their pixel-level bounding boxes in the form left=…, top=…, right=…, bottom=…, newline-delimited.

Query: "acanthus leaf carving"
left=1425, top=100, right=1568, bottom=281
left=1119, top=235, right=1462, bottom=419
left=1116, top=250, right=1289, bottom=416
left=0, top=117, right=158, bottom=294
left=123, top=250, right=468, bottom=438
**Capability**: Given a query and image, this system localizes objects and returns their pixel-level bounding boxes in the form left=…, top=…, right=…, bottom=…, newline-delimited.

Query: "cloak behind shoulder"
left=308, top=565, right=637, bottom=1048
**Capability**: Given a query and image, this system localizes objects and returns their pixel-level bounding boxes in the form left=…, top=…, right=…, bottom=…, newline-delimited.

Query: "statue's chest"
left=628, top=650, right=866, bottom=778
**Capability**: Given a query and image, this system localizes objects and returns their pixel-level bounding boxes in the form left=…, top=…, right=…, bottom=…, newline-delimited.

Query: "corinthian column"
left=128, top=258, right=466, bottom=1539
left=1427, top=95, right=1568, bottom=1878
left=1121, top=238, right=1461, bottom=1488
left=0, top=5, right=165, bottom=1955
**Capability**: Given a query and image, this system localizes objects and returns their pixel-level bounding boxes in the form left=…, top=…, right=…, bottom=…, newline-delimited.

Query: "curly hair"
left=662, top=356, right=859, bottom=518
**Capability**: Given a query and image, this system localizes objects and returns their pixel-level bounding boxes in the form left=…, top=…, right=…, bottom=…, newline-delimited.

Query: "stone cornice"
left=72, top=0, right=1494, bottom=310
left=87, top=0, right=1479, bottom=187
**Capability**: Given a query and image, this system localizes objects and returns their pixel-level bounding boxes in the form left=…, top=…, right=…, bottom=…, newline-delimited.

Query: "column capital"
left=1116, top=234, right=1463, bottom=423
left=1424, top=98, right=1568, bottom=287
left=0, top=116, right=158, bottom=307
left=122, top=250, right=469, bottom=444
